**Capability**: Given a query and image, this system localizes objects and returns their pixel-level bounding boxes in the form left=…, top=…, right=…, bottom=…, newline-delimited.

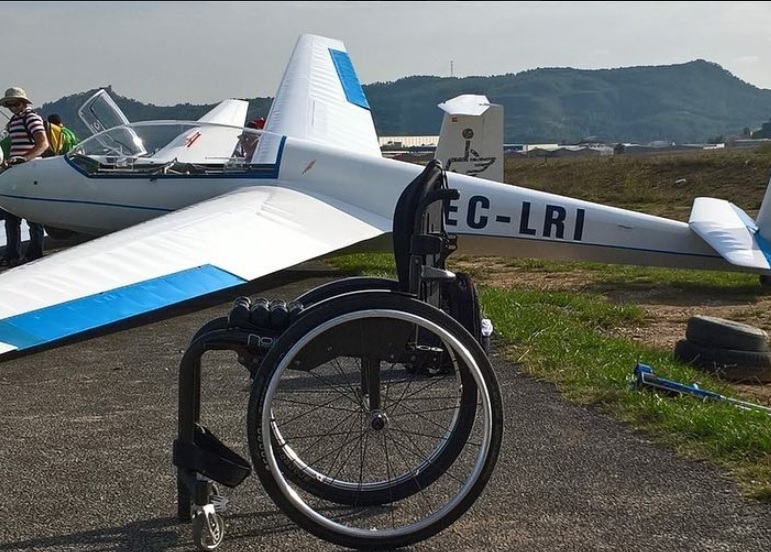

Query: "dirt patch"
left=451, top=256, right=771, bottom=407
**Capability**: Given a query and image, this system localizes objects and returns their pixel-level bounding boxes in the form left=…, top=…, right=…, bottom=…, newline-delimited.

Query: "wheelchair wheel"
left=247, top=291, right=503, bottom=550
left=269, top=299, right=479, bottom=506
left=189, top=316, right=229, bottom=343
left=293, top=276, right=400, bottom=307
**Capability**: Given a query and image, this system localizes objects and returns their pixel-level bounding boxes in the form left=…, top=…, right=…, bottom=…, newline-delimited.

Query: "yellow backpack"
left=44, top=122, right=78, bottom=156
left=45, top=123, right=64, bottom=156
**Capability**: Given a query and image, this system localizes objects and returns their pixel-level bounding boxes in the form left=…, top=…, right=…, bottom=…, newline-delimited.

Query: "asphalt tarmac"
left=1, top=261, right=770, bottom=551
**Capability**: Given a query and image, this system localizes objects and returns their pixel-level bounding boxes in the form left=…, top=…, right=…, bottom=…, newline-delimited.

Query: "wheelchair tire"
left=247, top=291, right=503, bottom=550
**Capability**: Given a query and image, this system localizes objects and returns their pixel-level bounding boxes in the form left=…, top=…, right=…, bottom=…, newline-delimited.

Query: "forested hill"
left=40, top=59, right=771, bottom=145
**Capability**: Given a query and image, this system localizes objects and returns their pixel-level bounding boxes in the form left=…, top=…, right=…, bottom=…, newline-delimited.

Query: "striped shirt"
left=8, top=108, right=45, bottom=157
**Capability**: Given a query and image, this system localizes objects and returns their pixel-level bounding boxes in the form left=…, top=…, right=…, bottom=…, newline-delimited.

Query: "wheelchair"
left=173, top=160, right=504, bottom=550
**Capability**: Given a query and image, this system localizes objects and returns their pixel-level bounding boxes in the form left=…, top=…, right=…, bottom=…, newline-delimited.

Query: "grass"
left=480, top=282, right=771, bottom=500
left=505, top=149, right=771, bottom=219
left=323, top=149, right=771, bottom=501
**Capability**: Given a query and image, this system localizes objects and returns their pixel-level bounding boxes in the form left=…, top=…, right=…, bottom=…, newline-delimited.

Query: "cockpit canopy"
left=67, top=121, right=268, bottom=175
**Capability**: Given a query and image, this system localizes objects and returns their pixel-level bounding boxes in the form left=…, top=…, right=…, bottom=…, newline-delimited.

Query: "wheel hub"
left=369, top=409, right=388, bottom=430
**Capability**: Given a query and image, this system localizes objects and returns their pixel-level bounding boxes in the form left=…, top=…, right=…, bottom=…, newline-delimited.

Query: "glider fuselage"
left=0, top=131, right=730, bottom=273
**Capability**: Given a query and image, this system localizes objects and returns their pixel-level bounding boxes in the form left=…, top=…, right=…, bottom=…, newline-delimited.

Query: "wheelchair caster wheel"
left=192, top=504, right=224, bottom=550
left=204, top=482, right=230, bottom=514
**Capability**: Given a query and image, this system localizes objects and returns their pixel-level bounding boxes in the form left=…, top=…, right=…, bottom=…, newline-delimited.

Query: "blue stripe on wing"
left=329, top=48, right=370, bottom=110
left=0, top=265, right=246, bottom=351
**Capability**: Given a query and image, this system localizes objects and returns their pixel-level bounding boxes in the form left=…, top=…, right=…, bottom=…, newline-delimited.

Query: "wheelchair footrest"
left=174, top=424, right=251, bottom=488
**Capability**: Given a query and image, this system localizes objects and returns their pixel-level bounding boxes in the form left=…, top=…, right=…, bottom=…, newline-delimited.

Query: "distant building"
left=380, top=136, right=440, bottom=156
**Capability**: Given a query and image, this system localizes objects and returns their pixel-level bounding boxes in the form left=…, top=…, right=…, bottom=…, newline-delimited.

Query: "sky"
left=2, top=1, right=771, bottom=107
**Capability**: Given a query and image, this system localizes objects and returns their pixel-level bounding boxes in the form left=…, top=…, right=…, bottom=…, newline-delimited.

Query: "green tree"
left=752, top=118, right=771, bottom=139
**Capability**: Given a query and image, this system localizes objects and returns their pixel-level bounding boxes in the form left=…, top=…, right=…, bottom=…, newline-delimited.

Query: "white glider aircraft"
left=0, top=90, right=248, bottom=245
left=0, top=33, right=770, bottom=360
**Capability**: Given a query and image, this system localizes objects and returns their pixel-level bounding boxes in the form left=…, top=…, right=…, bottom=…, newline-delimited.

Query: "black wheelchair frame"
left=172, top=160, right=502, bottom=550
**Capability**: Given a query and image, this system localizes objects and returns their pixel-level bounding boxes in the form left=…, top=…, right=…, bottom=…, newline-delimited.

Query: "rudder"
left=434, top=95, right=503, bottom=182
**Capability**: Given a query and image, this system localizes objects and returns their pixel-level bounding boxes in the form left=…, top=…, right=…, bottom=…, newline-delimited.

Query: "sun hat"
left=0, top=87, right=32, bottom=107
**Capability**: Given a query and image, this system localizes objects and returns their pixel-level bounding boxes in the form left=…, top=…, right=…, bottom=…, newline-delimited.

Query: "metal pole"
left=632, top=363, right=771, bottom=415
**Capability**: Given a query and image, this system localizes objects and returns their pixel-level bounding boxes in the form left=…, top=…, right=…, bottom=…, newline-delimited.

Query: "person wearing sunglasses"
left=0, top=87, right=49, bottom=267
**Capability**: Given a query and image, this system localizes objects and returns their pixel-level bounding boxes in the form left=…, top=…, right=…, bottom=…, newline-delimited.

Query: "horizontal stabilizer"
left=689, top=197, right=771, bottom=270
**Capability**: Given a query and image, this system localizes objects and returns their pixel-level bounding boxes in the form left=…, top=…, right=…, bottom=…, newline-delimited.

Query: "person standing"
left=0, top=87, right=49, bottom=266
left=234, top=117, right=265, bottom=160
left=45, top=113, right=79, bottom=156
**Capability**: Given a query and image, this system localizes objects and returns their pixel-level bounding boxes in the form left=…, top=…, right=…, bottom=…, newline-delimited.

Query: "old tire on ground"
left=673, top=338, right=771, bottom=383
left=685, top=315, right=769, bottom=353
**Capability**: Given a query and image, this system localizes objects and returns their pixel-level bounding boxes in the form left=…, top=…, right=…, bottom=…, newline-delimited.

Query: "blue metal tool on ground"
left=632, top=363, right=771, bottom=415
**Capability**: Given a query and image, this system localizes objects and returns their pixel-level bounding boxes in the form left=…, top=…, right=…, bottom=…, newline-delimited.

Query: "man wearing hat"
left=0, top=87, right=49, bottom=267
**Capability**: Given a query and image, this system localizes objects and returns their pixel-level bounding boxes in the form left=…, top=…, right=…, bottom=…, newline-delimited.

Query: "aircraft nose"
left=0, top=161, right=38, bottom=216
left=0, top=166, right=14, bottom=202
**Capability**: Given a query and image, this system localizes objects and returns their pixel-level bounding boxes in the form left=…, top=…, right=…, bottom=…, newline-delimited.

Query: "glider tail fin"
left=434, top=94, right=504, bottom=182
left=264, top=34, right=381, bottom=157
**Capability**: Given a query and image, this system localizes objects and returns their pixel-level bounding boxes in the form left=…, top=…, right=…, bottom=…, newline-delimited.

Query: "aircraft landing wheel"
left=45, top=226, right=75, bottom=240
left=44, top=226, right=76, bottom=240
left=247, top=291, right=503, bottom=550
